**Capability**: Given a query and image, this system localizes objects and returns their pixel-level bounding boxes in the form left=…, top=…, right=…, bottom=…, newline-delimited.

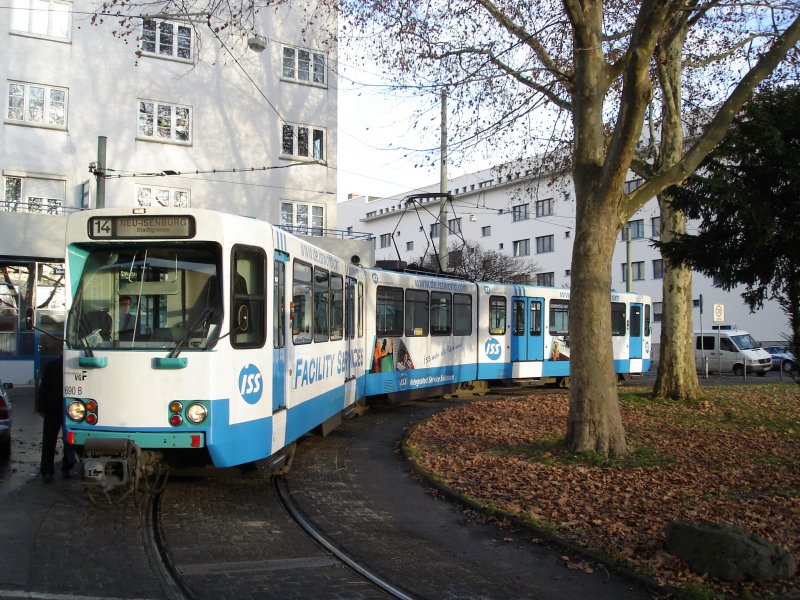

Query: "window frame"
left=513, top=238, right=530, bottom=257
left=137, top=99, right=191, bottom=144
left=489, top=295, right=506, bottom=334
left=535, top=198, right=553, bottom=217
left=10, top=0, right=72, bottom=40
left=453, top=293, right=472, bottom=336
left=511, top=203, right=529, bottom=222
left=292, top=260, right=313, bottom=345
left=7, top=81, right=68, bottom=129
left=535, top=234, right=554, bottom=254
left=281, top=122, right=325, bottom=161
left=405, top=289, right=429, bottom=336
left=376, top=286, right=404, bottom=337
left=281, top=45, right=327, bottom=87
left=141, top=18, right=193, bottom=61
left=549, top=299, right=569, bottom=335
left=231, top=245, right=266, bottom=349
left=136, top=185, right=190, bottom=208
left=430, top=291, right=452, bottom=336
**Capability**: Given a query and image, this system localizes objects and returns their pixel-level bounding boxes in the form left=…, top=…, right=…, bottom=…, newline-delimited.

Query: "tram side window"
left=273, top=260, right=285, bottom=349
left=330, top=274, right=343, bottom=341
left=292, top=261, right=313, bottom=344
left=530, top=301, right=542, bottom=336
left=345, top=277, right=356, bottom=340
left=405, top=289, right=428, bottom=336
left=431, top=292, right=451, bottom=336
left=645, top=304, right=651, bottom=336
left=231, top=247, right=265, bottom=348
left=489, top=296, right=506, bottom=334
left=314, top=267, right=330, bottom=343
left=549, top=300, right=569, bottom=335
left=453, top=293, right=472, bottom=336
left=512, top=300, right=525, bottom=336
left=376, top=286, right=403, bottom=336
left=611, top=302, right=626, bottom=336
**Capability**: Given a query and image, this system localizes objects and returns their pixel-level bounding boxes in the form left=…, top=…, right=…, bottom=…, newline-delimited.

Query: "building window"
left=10, top=0, right=71, bottom=39
left=565, top=269, right=571, bottom=277
left=536, top=272, right=554, bottom=286
left=653, top=301, right=663, bottom=323
left=536, top=234, right=554, bottom=254
left=281, top=123, right=325, bottom=160
left=535, top=198, right=553, bottom=217
left=624, top=178, right=644, bottom=194
left=511, top=203, right=528, bottom=221
left=281, top=202, right=324, bottom=236
left=7, top=81, right=67, bottom=128
left=136, top=185, right=189, bottom=208
left=652, top=258, right=664, bottom=279
left=430, top=222, right=439, bottom=238
left=379, top=233, right=392, bottom=248
left=651, top=216, right=661, bottom=239
left=141, top=19, right=193, bottom=60
left=406, top=241, right=413, bottom=251
left=138, top=100, right=190, bottom=143
left=481, top=226, right=491, bottom=237
left=510, top=274, right=530, bottom=284
left=3, top=175, right=64, bottom=213
left=447, top=218, right=462, bottom=234
left=282, top=46, right=327, bottom=86
left=621, top=261, right=645, bottom=282
left=622, top=219, right=645, bottom=240
left=513, top=239, right=530, bottom=257
left=565, top=230, right=571, bottom=238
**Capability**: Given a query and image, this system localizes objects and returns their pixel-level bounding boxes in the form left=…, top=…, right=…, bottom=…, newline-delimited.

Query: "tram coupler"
left=81, top=438, right=139, bottom=491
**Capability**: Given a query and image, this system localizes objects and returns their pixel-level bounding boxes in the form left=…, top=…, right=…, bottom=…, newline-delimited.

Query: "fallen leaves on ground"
left=406, top=385, right=800, bottom=598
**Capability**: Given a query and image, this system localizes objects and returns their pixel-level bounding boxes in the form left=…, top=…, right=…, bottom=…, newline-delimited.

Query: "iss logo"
left=238, top=364, right=263, bottom=404
left=399, top=376, right=408, bottom=388
left=483, top=285, right=490, bottom=294
left=484, top=338, right=502, bottom=361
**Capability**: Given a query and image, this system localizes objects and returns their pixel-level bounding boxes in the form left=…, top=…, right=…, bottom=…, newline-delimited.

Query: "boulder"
left=665, top=521, right=797, bottom=582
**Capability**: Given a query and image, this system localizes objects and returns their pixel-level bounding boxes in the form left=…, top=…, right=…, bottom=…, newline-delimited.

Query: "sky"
left=335, top=57, right=492, bottom=204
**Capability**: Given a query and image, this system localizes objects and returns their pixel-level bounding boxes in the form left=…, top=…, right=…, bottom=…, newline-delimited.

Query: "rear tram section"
left=57, top=208, right=651, bottom=492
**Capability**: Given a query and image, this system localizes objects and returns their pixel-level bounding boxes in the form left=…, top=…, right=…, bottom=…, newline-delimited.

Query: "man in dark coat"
left=37, top=355, right=73, bottom=482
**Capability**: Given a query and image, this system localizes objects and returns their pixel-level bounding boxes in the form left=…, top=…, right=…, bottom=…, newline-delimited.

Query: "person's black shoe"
left=42, top=472, right=54, bottom=483
left=61, top=468, right=72, bottom=479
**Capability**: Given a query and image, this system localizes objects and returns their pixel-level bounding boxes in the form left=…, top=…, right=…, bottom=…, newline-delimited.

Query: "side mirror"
left=25, top=307, right=34, bottom=331
left=237, top=304, right=250, bottom=332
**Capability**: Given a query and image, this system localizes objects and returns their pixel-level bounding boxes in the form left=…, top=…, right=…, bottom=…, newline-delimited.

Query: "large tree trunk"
left=566, top=189, right=628, bottom=457
left=653, top=197, right=701, bottom=399
left=651, top=19, right=701, bottom=400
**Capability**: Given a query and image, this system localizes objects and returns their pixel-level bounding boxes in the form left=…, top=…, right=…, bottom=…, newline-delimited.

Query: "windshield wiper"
left=168, top=306, right=215, bottom=359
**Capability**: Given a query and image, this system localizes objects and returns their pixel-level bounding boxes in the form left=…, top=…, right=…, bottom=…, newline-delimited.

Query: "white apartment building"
left=338, top=165, right=789, bottom=346
left=0, top=1, right=339, bottom=383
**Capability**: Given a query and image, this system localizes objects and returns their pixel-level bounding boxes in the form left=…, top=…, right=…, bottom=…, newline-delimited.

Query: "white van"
left=694, top=330, right=773, bottom=376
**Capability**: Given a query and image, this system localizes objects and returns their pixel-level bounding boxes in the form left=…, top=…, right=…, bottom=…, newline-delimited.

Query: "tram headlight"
left=185, top=403, right=208, bottom=424
left=67, top=401, right=86, bottom=422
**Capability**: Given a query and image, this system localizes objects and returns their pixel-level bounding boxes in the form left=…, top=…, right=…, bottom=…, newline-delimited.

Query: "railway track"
left=142, top=474, right=409, bottom=600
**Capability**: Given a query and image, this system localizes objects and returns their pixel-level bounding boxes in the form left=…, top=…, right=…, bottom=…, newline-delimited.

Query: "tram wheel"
left=557, top=377, right=570, bottom=389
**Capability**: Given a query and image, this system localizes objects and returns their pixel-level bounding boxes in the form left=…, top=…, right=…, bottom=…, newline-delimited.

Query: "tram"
left=50, top=207, right=651, bottom=494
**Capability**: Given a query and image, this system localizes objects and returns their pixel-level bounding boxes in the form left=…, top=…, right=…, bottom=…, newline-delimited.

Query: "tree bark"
left=651, top=18, right=701, bottom=400
left=566, top=186, right=628, bottom=457
left=653, top=197, right=701, bottom=399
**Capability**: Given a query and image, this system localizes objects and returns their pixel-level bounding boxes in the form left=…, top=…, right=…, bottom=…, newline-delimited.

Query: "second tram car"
left=55, top=208, right=651, bottom=490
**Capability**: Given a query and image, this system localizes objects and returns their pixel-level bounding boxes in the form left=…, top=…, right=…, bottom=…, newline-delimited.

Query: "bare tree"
left=335, top=0, right=799, bottom=456
left=418, top=241, right=540, bottom=283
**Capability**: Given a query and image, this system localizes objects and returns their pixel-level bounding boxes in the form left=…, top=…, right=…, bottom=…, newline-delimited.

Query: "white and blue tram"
left=57, top=208, right=651, bottom=487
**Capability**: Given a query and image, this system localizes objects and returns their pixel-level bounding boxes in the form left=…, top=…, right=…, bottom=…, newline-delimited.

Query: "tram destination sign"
left=88, top=215, right=196, bottom=239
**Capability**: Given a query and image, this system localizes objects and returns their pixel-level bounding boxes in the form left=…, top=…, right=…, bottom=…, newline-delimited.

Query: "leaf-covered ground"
left=405, top=385, right=800, bottom=598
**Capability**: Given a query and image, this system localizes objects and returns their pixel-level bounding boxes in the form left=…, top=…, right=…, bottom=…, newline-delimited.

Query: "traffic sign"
left=713, top=303, right=725, bottom=323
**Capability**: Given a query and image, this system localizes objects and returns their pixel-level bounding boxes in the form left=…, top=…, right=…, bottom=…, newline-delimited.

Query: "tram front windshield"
left=66, top=245, right=221, bottom=351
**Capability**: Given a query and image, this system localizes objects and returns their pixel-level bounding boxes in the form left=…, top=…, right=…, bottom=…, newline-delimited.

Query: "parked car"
left=0, top=380, right=12, bottom=459
left=762, top=345, right=796, bottom=373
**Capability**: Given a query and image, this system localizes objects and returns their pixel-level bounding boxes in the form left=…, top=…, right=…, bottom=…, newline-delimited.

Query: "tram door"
left=272, top=257, right=287, bottom=411
left=629, top=303, right=643, bottom=359
left=510, top=297, right=544, bottom=361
